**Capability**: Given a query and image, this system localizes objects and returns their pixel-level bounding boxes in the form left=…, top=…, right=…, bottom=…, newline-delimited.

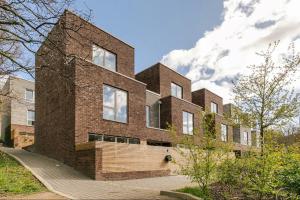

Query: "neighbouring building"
left=35, top=10, right=257, bottom=180
left=0, top=76, right=35, bottom=148
left=223, top=103, right=260, bottom=155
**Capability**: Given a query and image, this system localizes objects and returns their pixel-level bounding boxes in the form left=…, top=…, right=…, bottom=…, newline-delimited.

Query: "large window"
left=171, top=83, right=182, bottom=99
left=221, top=124, right=228, bottom=142
left=183, top=111, right=193, bottom=135
left=211, top=102, right=218, bottom=113
left=92, top=45, right=116, bottom=71
left=241, top=131, right=252, bottom=146
left=103, top=85, right=127, bottom=123
left=27, top=110, right=35, bottom=126
left=25, top=89, right=34, bottom=102
left=146, top=106, right=150, bottom=127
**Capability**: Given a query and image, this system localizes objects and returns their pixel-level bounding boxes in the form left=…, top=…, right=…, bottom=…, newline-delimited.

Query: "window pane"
left=177, top=86, right=182, bottom=99
left=171, top=83, right=176, bottom=97
left=103, top=86, right=115, bottom=107
left=146, top=106, right=150, bottom=127
left=28, top=110, right=35, bottom=120
left=103, top=85, right=127, bottom=123
left=211, top=102, right=218, bottom=113
left=182, top=112, right=188, bottom=134
left=92, top=45, right=104, bottom=66
left=248, top=132, right=252, bottom=146
left=103, top=107, right=114, bottom=121
left=116, top=137, right=126, bottom=143
left=221, top=124, right=227, bottom=142
left=242, top=132, right=248, bottom=145
left=116, top=90, right=127, bottom=123
left=27, top=110, right=35, bottom=126
left=25, top=89, right=34, bottom=101
left=129, top=138, right=140, bottom=144
left=188, top=113, right=193, bottom=134
left=104, top=135, right=115, bottom=142
left=104, top=51, right=116, bottom=71
left=171, top=83, right=183, bottom=99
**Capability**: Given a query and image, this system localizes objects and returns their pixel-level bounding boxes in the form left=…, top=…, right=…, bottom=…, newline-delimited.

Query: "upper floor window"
left=171, top=83, right=182, bottom=99
left=103, top=85, right=127, bottom=123
left=146, top=106, right=150, bottom=127
left=211, top=102, right=218, bottom=113
left=92, top=45, right=116, bottom=71
left=183, top=111, right=193, bottom=135
left=221, top=124, right=228, bottom=142
left=27, top=110, right=35, bottom=126
left=25, top=89, right=34, bottom=102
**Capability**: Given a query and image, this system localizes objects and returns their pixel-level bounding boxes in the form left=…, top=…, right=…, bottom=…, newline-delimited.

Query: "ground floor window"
left=182, top=111, right=193, bottom=135
left=221, top=124, right=228, bottom=142
left=88, top=133, right=140, bottom=144
left=241, top=131, right=251, bottom=146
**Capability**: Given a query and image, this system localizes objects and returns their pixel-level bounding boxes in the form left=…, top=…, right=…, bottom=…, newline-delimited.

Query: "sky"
left=74, top=0, right=300, bottom=104
left=74, top=0, right=223, bottom=73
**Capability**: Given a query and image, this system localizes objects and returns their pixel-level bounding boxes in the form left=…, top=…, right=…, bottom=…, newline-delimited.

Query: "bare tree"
left=0, top=0, right=90, bottom=78
left=233, top=41, right=300, bottom=153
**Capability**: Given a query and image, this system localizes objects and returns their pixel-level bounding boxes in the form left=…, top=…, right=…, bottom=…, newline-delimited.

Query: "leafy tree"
left=171, top=113, right=232, bottom=198
left=233, top=42, right=300, bottom=153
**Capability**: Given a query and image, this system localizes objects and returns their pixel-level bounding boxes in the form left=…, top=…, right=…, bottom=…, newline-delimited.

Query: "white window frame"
left=27, top=110, right=35, bottom=126
left=182, top=111, right=193, bottom=135
left=25, top=89, right=34, bottom=102
left=221, top=124, right=228, bottom=142
left=171, top=83, right=183, bottom=99
left=92, top=45, right=116, bottom=71
left=211, top=102, right=218, bottom=113
left=103, top=85, right=128, bottom=123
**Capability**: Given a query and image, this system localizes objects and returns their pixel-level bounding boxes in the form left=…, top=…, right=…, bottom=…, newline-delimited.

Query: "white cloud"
left=161, top=0, right=300, bottom=104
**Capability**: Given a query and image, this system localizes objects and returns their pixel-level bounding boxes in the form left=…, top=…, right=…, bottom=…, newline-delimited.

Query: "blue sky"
left=74, top=0, right=223, bottom=74
left=73, top=0, right=300, bottom=104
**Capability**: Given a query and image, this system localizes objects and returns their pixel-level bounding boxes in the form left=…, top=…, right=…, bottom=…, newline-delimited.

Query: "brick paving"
left=0, top=147, right=195, bottom=199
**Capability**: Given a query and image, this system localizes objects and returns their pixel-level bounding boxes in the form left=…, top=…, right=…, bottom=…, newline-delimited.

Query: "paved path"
left=0, top=147, right=195, bottom=199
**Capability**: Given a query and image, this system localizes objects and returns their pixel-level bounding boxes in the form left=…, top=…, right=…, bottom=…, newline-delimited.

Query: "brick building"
left=0, top=76, right=35, bottom=148
left=35, top=11, right=257, bottom=180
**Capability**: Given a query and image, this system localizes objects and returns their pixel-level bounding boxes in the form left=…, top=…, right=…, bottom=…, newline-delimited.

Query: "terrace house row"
left=35, top=11, right=258, bottom=180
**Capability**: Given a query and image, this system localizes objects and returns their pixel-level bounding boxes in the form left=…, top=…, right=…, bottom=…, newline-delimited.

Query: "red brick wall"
left=35, top=13, right=77, bottom=166
left=74, top=58, right=151, bottom=143
left=135, top=64, right=160, bottom=94
left=160, top=96, right=202, bottom=139
left=136, top=63, right=192, bottom=101
left=192, top=88, right=223, bottom=115
left=64, top=11, right=135, bottom=78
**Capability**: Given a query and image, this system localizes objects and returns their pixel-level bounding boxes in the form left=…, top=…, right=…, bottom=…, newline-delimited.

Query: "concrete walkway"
left=0, top=147, right=195, bottom=199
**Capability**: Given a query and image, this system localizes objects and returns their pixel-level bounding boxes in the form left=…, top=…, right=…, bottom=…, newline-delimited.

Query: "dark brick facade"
left=192, top=88, right=223, bottom=114
left=136, top=63, right=192, bottom=101
left=35, top=10, right=255, bottom=180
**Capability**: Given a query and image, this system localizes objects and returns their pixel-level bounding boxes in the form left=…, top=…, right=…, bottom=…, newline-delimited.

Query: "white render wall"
left=10, top=77, right=35, bottom=126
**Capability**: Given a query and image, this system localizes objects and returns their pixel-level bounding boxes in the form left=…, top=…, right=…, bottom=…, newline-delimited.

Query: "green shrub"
left=277, top=152, right=300, bottom=196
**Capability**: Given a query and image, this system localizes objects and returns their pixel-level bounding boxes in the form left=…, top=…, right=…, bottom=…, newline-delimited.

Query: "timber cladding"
left=75, top=141, right=182, bottom=180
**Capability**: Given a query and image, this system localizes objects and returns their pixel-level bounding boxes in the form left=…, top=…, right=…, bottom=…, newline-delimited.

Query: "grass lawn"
left=0, top=151, right=46, bottom=197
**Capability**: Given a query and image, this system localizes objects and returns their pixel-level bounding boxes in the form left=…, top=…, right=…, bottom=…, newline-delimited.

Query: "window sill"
left=102, top=118, right=128, bottom=124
